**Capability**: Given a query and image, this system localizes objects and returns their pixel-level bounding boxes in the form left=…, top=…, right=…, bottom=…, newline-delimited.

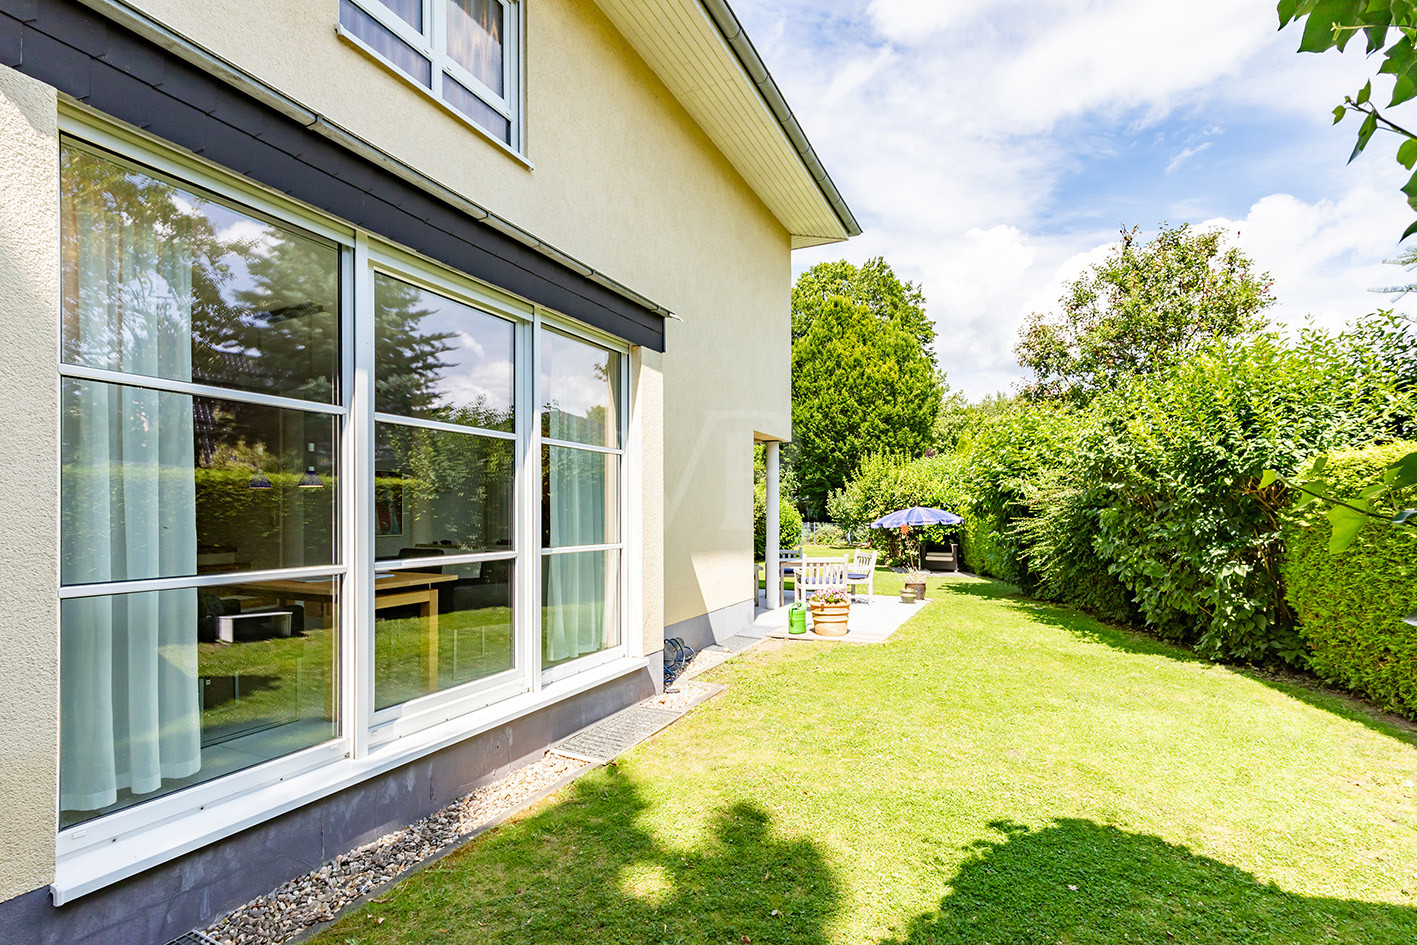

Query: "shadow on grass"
left=934, top=577, right=1417, bottom=749
left=319, top=773, right=1417, bottom=945
left=886, top=818, right=1417, bottom=945
left=319, top=767, right=841, bottom=945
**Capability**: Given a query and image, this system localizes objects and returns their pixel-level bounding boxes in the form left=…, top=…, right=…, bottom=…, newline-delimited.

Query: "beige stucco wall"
left=630, top=347, right=665, bottom=656
left=0, top=64, right=60, bottom=901
left=120, top=0, right=793, bottom=623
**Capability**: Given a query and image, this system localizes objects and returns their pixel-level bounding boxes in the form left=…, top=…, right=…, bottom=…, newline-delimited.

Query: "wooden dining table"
left=237, top=570, right=458, bottom=690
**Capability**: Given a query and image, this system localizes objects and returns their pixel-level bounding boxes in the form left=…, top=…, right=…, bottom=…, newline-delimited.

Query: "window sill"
left=51, top=654, right=651, bottom=904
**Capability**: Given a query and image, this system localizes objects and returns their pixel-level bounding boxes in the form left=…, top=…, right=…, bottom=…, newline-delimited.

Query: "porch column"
left=765, top=440, right=781, bottom=608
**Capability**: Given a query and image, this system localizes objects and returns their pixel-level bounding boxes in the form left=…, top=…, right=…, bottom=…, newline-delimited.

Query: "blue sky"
left=732, top=0, right=1415, bottom=397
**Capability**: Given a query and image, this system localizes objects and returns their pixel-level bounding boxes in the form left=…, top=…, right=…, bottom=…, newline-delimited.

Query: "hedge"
left=1282, top=441, right=1417, bottom=718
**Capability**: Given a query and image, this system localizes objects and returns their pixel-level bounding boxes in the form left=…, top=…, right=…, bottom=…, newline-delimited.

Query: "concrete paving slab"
left=748, top=594, right=928, bottom=644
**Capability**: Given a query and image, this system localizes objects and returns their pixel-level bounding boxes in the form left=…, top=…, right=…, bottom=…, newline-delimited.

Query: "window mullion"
left=348, top=234, right=377, bottom=759
left=429, top=0, right=445, bottom=100
left=526, top=310, right=544, bottom=691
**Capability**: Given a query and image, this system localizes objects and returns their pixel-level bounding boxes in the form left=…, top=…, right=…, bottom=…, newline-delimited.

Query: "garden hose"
left=663, top=637, right=696, bottom=688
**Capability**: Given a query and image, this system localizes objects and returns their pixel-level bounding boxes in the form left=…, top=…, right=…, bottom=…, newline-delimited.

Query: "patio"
left=748, top=593, right=929, bottom=643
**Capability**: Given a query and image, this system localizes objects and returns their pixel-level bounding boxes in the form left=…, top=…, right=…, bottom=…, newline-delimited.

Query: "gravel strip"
left=203, top=752, right=586, bottom=945
left=645, top=679, right=718, bottom=712
left=682, top=644, right=735, bottom=678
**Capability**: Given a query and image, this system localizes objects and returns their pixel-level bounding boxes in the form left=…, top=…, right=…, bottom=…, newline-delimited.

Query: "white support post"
left=765, top=441, right=781, bottom=609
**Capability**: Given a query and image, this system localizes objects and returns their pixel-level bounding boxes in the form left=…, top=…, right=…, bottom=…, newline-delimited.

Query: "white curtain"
left=543, top=448, right=617, bottom=664
left=60, top=160, right=201, bottom=812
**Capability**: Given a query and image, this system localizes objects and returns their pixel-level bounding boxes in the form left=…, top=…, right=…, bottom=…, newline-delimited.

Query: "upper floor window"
left=339, top=0, right=521, bottom=150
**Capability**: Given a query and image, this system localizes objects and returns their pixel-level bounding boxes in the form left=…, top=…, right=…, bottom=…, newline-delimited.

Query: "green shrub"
left=1083, top=328, right=1409, bottom=666
left=1282, top=442, right=1417, bottom=717
left=754, top=485, right=803, bottom=560
left=952, top=400, right=1089, bottom=583
left=827, top=451, right=968, bottom=565
left=1011, top=467, right=1137, bottom=625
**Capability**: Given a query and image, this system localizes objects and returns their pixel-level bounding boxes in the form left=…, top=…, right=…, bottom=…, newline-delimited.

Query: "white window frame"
left=535, top=319, right=632, bottom=685
left=337, top=0, right=526, bottom=158
left=52, top=107, right=636, bottom=885
left=360, top=243, right=532, bottom=742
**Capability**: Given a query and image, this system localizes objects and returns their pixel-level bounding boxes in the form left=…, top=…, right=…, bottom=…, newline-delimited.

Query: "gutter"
left=697, top=0, right=863, bottom=239
left=74, top=0, right=680, bottom=321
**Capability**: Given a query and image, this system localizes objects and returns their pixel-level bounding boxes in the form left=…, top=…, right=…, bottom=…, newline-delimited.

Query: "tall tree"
left=1015, top=223, right=1273, bottom=402
left=792, top=258, right=936, bottom=363
left=792, top=297, right=940, bottom=518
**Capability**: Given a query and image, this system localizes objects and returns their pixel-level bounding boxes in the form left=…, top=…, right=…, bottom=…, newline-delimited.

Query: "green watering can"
left=788, top=602, right=807, bottom=634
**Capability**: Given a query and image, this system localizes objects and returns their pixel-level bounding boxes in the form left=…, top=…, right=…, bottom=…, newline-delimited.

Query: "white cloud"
left=1165, top=141, right=1212, bottom=173
left=735, top=0, right=1412, bottom=397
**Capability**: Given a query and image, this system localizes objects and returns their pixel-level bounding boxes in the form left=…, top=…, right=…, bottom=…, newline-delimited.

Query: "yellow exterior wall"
left=0, top=64, right=60, bottom=901
left=0, top=0, right=793, bottom=901
left=122, top=0, right=793, bottom=625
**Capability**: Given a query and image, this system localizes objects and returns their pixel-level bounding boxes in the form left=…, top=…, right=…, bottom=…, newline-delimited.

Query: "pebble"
left=203, top=752, right=586, bottom=945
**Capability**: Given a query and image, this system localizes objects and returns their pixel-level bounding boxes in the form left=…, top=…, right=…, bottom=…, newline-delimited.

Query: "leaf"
left=1357, top=80, right=1373, bottom=104
left=1384, top=449, right=1417, bottom=489
left=1259, top=468, right=1279, bottom=488
left=1277, top=0, right=1300, bottom=29
left=1405, top=610, right=1417, bottom=628
left=1298, top=1, right=1350, bottom=52
left=1333, top=104, right=1348, bottom=124
left=1392, top=508, right=1417, bottom=524
left=1350, top=110, right=1379, bottom=162
left=1399, top=138, right=1417, bottom=170
left=1327, top=503, right=1370, bottom=552
left=1401, top=218, right=1417, bottom=241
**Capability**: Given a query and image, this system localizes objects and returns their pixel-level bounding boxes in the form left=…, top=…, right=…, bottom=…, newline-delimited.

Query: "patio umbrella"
left=868, top=506, right=963, bottom=530
left=868, top=506, right=963, bottom=570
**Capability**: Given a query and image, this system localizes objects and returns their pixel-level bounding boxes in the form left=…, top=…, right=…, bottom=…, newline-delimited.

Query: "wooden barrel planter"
left=809, top=600, right=851, bottom=636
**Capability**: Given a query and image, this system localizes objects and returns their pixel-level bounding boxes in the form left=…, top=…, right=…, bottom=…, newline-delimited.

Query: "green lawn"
left=314, top=568, right=1417, bottom=945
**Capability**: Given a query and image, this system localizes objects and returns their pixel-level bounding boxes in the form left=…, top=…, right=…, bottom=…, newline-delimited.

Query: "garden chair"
left=845, top=549, right=877, bottom=602
left=794, top=561, right=849, bottom=602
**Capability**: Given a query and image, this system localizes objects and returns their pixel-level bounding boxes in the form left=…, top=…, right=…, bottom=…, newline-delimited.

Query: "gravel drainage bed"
left=201, top=680, right=724, bottom=945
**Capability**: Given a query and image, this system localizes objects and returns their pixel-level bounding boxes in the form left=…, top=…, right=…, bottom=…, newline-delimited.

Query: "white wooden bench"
left=793, top=560, right=849, bottom=600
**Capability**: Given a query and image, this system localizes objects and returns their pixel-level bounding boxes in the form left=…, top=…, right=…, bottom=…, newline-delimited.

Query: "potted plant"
left=808, top=586, right=851, bottom=636
left=903, top=571, right=928, bottom=603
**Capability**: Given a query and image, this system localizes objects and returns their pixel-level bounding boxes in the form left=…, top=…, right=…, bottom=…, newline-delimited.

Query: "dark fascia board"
left=697, top=0, right=862, bottom=239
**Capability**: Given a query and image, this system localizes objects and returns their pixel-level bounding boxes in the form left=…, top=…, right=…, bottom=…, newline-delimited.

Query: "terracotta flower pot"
left=810, top=600, right=850, bottom=636
left=900, top=590, right=917, bottom=604
left=904, top=581, right=927, bottom=601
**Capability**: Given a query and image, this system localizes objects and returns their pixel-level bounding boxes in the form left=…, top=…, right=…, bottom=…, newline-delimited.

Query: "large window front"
left=338, top=0, right=522, bottom=150
left=56, top=132, right=629, bottom=834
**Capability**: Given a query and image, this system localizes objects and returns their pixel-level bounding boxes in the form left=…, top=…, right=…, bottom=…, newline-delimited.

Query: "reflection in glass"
left=60, top=144, right=340, bottom=404
left=541, top=446, right=618, bottom=548
left=443, top=76, right=512, bottom=144
left=541, top=330, right=620, bottom=447
left=340, top=0, right=432, bottom=86
left=374, top=560, right=515, bottom=709
left=542, top=550, right=619, bottom=668
left=374, top=273, right=514, bottom=430
left=377, top=0, right=422, bottom=30
left=446, top=0, right=504, bottom=95
left=61, top=379, right=337, bottom=585
left=59, top=579, right=337, bottom=827
left=374, top=423, right=513, bottom=556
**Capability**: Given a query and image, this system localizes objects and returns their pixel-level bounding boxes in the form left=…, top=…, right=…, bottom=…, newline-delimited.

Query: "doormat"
left=552, top=704, right=682, bottom=763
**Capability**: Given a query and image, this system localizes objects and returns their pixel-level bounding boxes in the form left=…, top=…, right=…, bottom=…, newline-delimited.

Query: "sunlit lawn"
left=314, top=565, right=1417, bottom=944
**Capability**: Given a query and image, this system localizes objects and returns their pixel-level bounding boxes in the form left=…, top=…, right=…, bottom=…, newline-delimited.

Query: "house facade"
left=0, top=0, right=855, bottom=942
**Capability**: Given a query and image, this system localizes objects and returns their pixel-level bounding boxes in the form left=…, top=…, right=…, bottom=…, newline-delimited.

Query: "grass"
left=312, top=562, right=1417, bottom=945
